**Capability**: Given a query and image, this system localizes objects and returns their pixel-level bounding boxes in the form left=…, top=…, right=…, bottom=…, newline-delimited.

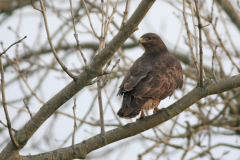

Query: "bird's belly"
left=142, top=98, right=160, bottom=110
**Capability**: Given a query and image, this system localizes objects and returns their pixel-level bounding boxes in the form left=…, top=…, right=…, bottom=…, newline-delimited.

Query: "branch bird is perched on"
left=117, top=33, right=183, bottom=119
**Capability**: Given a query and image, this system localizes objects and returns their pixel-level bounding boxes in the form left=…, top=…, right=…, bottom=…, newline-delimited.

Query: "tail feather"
left=117, top=91, right=147, bottom=118
left=117, top=109, right=140, bottom=119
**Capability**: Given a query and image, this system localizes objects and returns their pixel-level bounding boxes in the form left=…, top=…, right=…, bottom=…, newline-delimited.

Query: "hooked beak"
left=138, top=38, right=148, bottom=45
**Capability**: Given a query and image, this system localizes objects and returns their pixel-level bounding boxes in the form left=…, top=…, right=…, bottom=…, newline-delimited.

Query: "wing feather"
left=132, top=54, right=183, bottom=100
left=118, top=56, right=153, bottom=94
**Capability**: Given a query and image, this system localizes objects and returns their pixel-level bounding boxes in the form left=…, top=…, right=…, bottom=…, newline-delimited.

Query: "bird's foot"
left=136, top=111, right=146, bottom=121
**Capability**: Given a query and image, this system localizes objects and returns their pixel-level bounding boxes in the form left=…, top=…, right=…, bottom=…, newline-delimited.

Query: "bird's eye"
left=148, top=37, right=152, bottom=40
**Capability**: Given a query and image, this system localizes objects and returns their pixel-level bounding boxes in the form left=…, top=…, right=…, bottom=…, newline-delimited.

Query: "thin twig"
left=194, top=0, right=204, bottom=87
left=59, top=94, right=98, bottom=148
left=104, top=0, right=110, bottom=38
left=211, top=22, right=240, bottom=72
left=101, top=59, right=120, bottom=88
left=0, top=120, right=18, bottom=132
left=81, top=0, right=99, bottom=38
left=120, top=0, right=129, bottom=29
left=0, top=56, right=19, bottom=148
left=0, top=36, right=27, bottom=56
left=183, top=0, right=200, bottom=80
left=23, top=99, right=33, bottom=118
left=188, top=1, right=199, bottom=66
left=138, top=142, right=161, bottom=160
left=103, top=87, right=122, bottom=126
left=69, top=0, right=88, bottom=66
left=203, top=28, right=226, bottom=77
left=31, top=0, right=44, bottom=12
left=95, top=0, right=113, bottom=134
left=72, top=94, right=77, bottom=145
left=97, top=80, right=105, bottom=133
left=212, top=46, right=218, bottom=81
left=38, top=0, right=77, bottom=80
left=105, top=0, right=120, bottom=37
left=101, top=0, right=105, bottom=39
left=15, top=61, right=45, bottom=104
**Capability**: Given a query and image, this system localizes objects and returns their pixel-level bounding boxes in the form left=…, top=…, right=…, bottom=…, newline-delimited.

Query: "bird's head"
left=138, top=33, right=167, bottom=51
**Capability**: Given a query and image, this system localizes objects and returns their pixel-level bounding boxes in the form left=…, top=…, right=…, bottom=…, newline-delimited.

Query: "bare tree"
left=0, top=0, right=240, bottom=159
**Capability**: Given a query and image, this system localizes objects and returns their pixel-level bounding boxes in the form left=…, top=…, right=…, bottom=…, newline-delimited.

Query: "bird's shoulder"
left=152, top=52, right=182, bottom=70
left=117, top=51, right=158, bottom=94
left=130, top=49, right=169, bottom=70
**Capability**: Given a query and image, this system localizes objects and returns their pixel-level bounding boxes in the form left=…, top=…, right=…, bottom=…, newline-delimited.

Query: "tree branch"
left=0, top=36, right=27, bottom=56
left=22, top=74, right=240, bottom=160
left=194, top=0, right=204, bottom=87
left=38, top=0, right=77, bottom=80
left=0, top=56, right=20, bottom=148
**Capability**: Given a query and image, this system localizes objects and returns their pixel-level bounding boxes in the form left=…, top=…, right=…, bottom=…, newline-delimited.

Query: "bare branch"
left=194, top=0, right=204, bottom=87
left=0, top=56, right=19, bottom=148
left=211, top=22, right=240, bottom=72
left=188, top=2, right=199, bottom=63
left=120, top=0, right=129, bottom=29
left=37, top=0, right=77, bottom=80
left=212, top=46, right=218, bottom=81
left=31, top=0, right=43, bottom=12
left=101, top=59, right=120, bottom=88
left=183, top=0, right=200, bottom=80
left=22, top=74, right=240, bottom=159
left=72, top=94, right=77, bottom=145
left=69, top=0, right=88, bottom=66
left=81, top=0, right=99, bottom=38
left=0, top=120, right=18, bottom=133
left=97, top=80, right=105, bottom=133
left=23, top=99, right=33, bottom=119
left=0, top=36, right=27, bottom=56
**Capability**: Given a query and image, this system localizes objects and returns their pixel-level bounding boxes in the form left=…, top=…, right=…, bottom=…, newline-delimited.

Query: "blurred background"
left=0, top=0, right=240, bottom=159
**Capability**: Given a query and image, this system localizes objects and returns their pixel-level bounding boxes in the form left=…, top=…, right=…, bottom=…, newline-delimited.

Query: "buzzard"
left=117, top=33, right=183, bottom=119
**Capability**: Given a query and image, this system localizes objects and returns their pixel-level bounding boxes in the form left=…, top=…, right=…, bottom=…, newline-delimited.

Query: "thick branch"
left=22, top=74, right=240, bottom=159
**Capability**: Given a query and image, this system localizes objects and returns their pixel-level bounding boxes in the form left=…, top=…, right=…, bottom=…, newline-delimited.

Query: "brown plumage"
left=117, top=33, right=183, bottom=119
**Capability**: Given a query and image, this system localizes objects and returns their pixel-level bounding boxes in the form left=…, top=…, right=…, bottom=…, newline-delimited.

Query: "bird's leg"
left=136, top=110, right=146, bottom=121
left=140, top=110, right=146, bottom=118
left=153, top=107, right=159, bottom=114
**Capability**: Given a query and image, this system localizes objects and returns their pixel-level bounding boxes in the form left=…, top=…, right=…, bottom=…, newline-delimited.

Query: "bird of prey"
left=117, top=33, right=183, bottom=119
